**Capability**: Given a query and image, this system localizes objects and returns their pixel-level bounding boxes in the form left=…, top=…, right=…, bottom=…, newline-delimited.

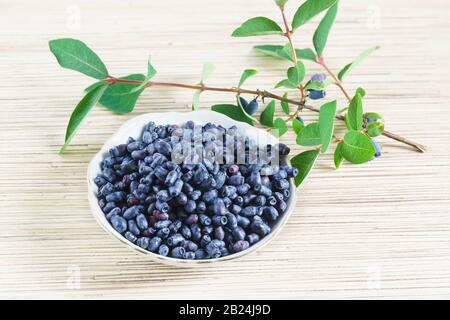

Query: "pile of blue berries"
left=94, top=121, right=298, bottom=260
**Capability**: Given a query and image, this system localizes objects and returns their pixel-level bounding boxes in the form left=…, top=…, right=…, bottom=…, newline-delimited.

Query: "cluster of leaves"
left=49, top=39, right=158, bottom=153
left=212, top=0, right=383, bottom=186
left=48, top=0, right=384, bottom=189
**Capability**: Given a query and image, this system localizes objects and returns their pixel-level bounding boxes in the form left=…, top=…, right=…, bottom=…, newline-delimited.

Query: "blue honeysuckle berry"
left=123, top=206, right=140, bottom=220
left=196, top=201, right=206, bottom=214
left=136, top=214, right=149, bottom=230
left=124, top=231, right=137, bottom=243
left=185, top=213, right=198, bottom=225
left=182, top=225, right=193, bottom=239
left=195, top=249, right=207, bottom=259
left=263, top=206, right=279, bottom=221
left=171, top=246, right=186, bottom=259
left=244, top=98, right=259, bottom=115
left=232, top=240, right=250, bottom=253
left=202, top=225, right=214, bottom=235
left=239, top=96, right=248, bottom=109
left=156, top=227, right=170, bottom=239
left=214, top=227, right=225, bottom=241
left=183, top=240, right=198, bottom=252
left=128, top=220, right=140, bottom=236
left=106, top=207, right=120, bottom=221
left=246, top=233, right=260, bottom=245
left=136, top=237, right=150, bottom=249
left=148, top=237, right=162, bottom=252
left=167, top=233, right=185, bottom=247
left=311, top=73, right=327, bottom=82
left=212, top=215, right=227, bottom=226
left=251, top=220, right=270, bottom=237
left=308, top=90, right=327, bottom=100
left=371, top=139, right=382, bottom=158
left=158, top=244, right=169, bottom=256
left=226, top=212, right=238, bottom=229
left=184, top=200, right=196, bottom=213
left=295, top=116, right=305, bottom=126
left=102, top=201, right=116, bottom=214
left=232, top=227, right=246, bottom=241
left=367, top=118, right=377, bottom=123
left=199, top=214, right=212, bottom=226
left=184, top=251, right=196, bottom=260
left=111, top=215, right=127, bottom=234
left=200, top=234, right=212, bottom=248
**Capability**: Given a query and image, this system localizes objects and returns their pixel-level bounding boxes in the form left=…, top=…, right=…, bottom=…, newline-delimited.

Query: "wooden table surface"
left=1, top=0, right=450, bottom=299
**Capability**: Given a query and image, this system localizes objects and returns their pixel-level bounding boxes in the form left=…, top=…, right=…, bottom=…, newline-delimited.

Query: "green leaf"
left=84, top=81, right=102, bottom=93
left=290, top=150, right=320, bottom=187
left=275, top=79, right=297, bottom=89
left=281, top=93, right=290, bottom=115
left=338, top=46, right=380, bottom=81
left=296, top=123, right=321, bottom=146
left=99, top=74, right=146, bottom=113
left=276, top=44, right=295, bottom=61
left=334, top=143, right=344, bottom=168
left=292, top=0, right=338, bottom=30
left=145, top=55, right=157, bottom=80
left=280, top=46, right=317, bottom=62
left=49, top=38, right=108, bottom=80
left=345, top=93, right=363, bottom=131
left=287, top=61, right=306, bottom=86
left=366, top=121, right=385, bottom=137
left=238, top=69, right=258, bottom=88
left=201, top=62, right=215, bottom=83
left=292, top=118, right=304, bottom=134
left=260, top=100, right=276, bottom=127
left=313, top=1, right=339, bottom=56
left=340, top=131, right=376, bottom=164
left=272, top=118, right=288, bottom=137
left=192, top=62, right=214, bottom=110
left=356, top=87, right=366, bottom=97
left=192, top=90, right=202, bottom=111
left=275, top=0, right=288, bottom=6
left=304, top=80, right=326, bottom=91
left=211, top=104, right=254, bottom=126
left=364, top=112, right=383, bottom=121
left=60, top=84, right=108, bottom=153
left=254, top=45, right=316, bottom=61
left=232, top=17, right=283, bottom=37
left=254, top=45, right=285, bottom=59
left=318, top=100, right=337, bottom=153
left=296, top=48, right=318, bottom=61
left=129, top=55, right=157, bottom=93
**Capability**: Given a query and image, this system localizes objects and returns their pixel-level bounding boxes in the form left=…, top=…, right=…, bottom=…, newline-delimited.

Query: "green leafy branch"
left=48, top=0, right=426, bottom=189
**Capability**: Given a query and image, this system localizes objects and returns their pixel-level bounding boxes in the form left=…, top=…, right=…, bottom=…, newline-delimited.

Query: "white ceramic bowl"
left=87, top=110, right=296, bottom=267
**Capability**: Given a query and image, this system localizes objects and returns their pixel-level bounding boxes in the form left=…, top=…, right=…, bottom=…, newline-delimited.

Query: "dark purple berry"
left=232, top=240, right=249, bottom=252
left=227, top=164, right=239, bottom=175
left=308, top=90, right=326, bottom=100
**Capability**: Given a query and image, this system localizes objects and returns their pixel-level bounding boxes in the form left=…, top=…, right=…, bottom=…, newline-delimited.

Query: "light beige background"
left=1, top=0, right=449, bottom=299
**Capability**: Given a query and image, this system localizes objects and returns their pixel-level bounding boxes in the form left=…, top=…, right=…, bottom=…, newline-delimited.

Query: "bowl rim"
left=87, top=110, right=297, bottom=267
